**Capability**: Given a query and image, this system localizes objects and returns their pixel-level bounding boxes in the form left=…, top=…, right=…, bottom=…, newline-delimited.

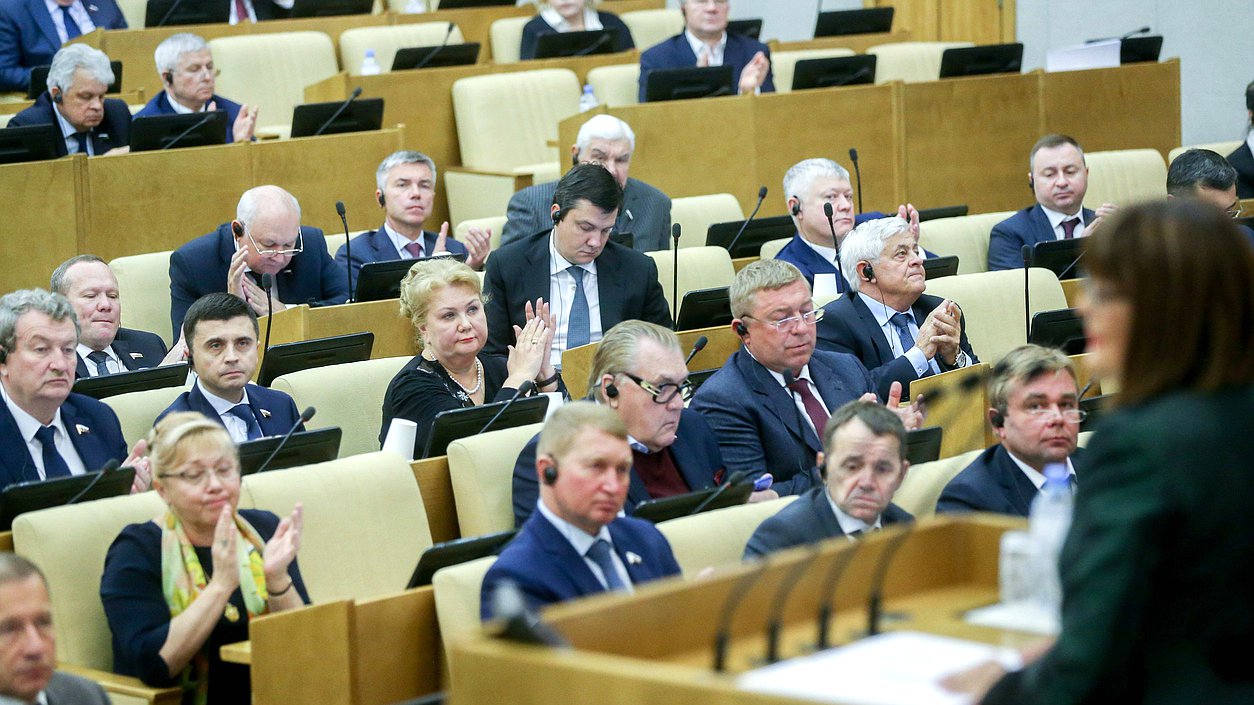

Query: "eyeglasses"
left=247, top=228, right=303, bottom=256
left=621, top=372, right=693, bottom=404
left=1226, top=205, right=1243, bottom=220
left=158, top=465, right=240, bottom=485
left=1023, top=407, right=1087, bottom=423
left=743, top=308, right=825, bottom=330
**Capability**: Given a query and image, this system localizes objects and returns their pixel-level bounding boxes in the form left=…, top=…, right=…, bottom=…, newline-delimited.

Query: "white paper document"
left=1045, top=40, right=1121, bottom=73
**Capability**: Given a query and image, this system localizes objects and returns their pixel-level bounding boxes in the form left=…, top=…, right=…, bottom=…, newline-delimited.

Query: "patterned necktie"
left=226, top=404, right=263, bottom=441
left=403, top=241, right=423, bottom=259
left=888, top=312, right=916, bottom=355
left=786, top=377, right=829, bottom=436
left=34, top=425, right=73, bottom=479
left=585, top=539, right=627, bottom=591
left=1061, top=218, right=1080, bottom=240
left=566, top=266, right=591, bottom=349
left=86, top=350, right=111, bottom=377
left=59, top=5, right=82, bottom=39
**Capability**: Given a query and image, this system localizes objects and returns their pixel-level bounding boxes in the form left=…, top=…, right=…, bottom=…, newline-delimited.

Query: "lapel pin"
left=259, top=409, right=272, bottom=418
left=625, top=551, right=642, bottom=566
left=75, top=424, right=90, bottom=435
left=129, top=352, right=143, bottom=359
left=88, top=3, right=98, bottom=10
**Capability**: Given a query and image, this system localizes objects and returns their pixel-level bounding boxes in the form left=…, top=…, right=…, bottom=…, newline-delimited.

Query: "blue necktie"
left=71, top=132, right=90, bottom=155
left=59, top=5, right=82, bottom=40
left=226, top=404, right=263, bottom=441
left=34, top=425, right=73, bottom=479
left=888, top=312, right=916, bottom=355
left=566, top=266, right=591, bottom=349
left=86, top=350, right=111, bottom=377
left=585, top=539, right=627, bottom=591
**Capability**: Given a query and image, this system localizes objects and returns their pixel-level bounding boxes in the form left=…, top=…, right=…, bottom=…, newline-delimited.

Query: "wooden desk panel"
left=0, top=157, right=84, bottom=291
left=257, top=298, right=413, bottom=375
left=413, top=456, right=459, bottom=544
left=771, top=30, right=911, bottom=56
left=1041, top=59, right=1181, bottom=160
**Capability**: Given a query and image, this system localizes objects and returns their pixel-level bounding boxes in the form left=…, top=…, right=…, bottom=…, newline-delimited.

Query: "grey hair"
left=154, top=33, right=210, bottom=75
left=574, top=114, right=636, bottom=153
left=0, top=289, right=79, bottom=357
left=50, top=254, right=107, bottom=295
left=782, top=158, right=851, bottom=226
left=729, top=259, right=807, bottom=320
left=375, top=150, right=438, bottom=192
left=839, top=216, right=912, bottom=294
left=586, top=320, right=681, bottom=402
left=47, top=44, right=114, bottom=94
left=0, top=553, right=47, bottom=589
left=1166, top=149, right=1238, bottom=197
left=236, top=185, right=301, bottom=227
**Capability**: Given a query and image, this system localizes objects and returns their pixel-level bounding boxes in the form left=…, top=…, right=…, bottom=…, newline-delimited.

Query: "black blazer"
left=744, top=485, right=913, bottom=559
left=937, top=444, right=1085, bottom=518
left=1228, top=141, right=1254, bottom=199
left=7, top=92, right=131, bottom=156
left=482, top=231, right=672, bottom=355
left=75, top=327, right=168, bottom=379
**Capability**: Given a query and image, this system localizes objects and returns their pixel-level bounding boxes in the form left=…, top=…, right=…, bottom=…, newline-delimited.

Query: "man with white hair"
left=816, top=216, right=977, bottom=399
left=501, top=114, right=672, bottom=252
left=6, top=44, right=130, bottom=156
left=168, top=185, right=349, bottom=337
left=0, top=0, right=126, bottom=92
left=134, top=33, right=257, bottom=143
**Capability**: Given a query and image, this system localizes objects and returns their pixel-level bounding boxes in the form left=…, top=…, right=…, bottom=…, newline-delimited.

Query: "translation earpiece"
left=605, top=383, right=619, bottom=399
left=990, top=410, right=1004, bottom=428
left=734, top=321, right=748, bottom=337
left=376, top=193, right=385, bottom=207
left=551, top=209, right=561, bottom=224
left=162, top=71, right=173, bottom=85
left=543, top=464, right=558, bottom=485
left=51, top=91, right=62, bottom=104
left=790, top=197, right=801, bottom=216
left=231, top=222, right=244, bottom=238
left=861, top=264, right=874, bottom=282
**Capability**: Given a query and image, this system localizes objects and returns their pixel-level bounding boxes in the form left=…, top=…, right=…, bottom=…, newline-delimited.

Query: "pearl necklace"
left=449, top=358, right=484, bottom=395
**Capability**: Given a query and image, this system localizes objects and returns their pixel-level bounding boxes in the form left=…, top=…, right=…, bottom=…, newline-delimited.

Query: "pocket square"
left=129, top=352, right=143, bottom=359
left=259, top=409, right=272, bottom=418
left=625, top=551, right=642, bottom=566
left=75, top=424, right=90, bottom=435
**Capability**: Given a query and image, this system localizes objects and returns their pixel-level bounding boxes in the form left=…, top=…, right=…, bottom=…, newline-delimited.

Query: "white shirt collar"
left=865, top=293, right=911, bottom=327
left=0, top=379, right=67, bottom=443
left=825, top=488, right=881, bottom=537
left=165, top=91, right=204, bottom=115
left=196, top=378, right=251, bottom=415
left=384, top=222, right=423, bottom=258
left=77, top=342, right=120, bottom=365
left=1246, top=131, right=1254, bottom=155
left=536, top=496, right=612, bottom=554
left=755, top=350, right=815, bottom=390
left=51, top=101, right=77, bottom=140
left=1004, top=449, right=1077, bottom=491
left=684, top=28, right=727, bottom=65
left=539, top=6, right=602, bottom=32
left=547, top=231, right=597, bottom=278
left=801, top=236, right=839, bottom=266
left=0, top=688, right=48, bottom=704
left=1040, top=204, right=1087, bottom=230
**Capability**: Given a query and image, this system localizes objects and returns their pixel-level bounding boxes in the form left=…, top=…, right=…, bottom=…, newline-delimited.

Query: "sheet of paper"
left=963, top=600, right=1060, bottom=636
left=1045, top=40, right=1121, bottom=73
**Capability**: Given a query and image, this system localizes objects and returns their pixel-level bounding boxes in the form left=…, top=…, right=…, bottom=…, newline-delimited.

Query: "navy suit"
left=512, top=407, right=725, bottom=527
left=156, top=382, right=303, bottom=437
left=6, top=92, right=131, bottom=156
left=816, top=292, right=979, bottom=399
left=333, top=224, right=468, bottom=295
left=169, top=223, right=348, bottom=338
left=480, top=511, right=681, bottom=620
left=937, top=444, right=1085, bottom=518
left=75, top=327, right=168, bottom=380
left=0, top=391, right=128, bottom=490
left=637, top=31, right=774, bottom=102
left=133, top=91, right=243, bottom=143
left=519, top=11, right=633, bottom=61
left=501, top=177, right=672, bottom=253
left=744, top=486, right=913, bottom=559
left=689, top=348, right=876, bottom=497
left=1229, top=142, right=1254, bottom=199
left=0, top=0, right=127, bottom=91
left=988, top=204, right=1096, bottom=271
left=772, top=212, right=887, bottom=289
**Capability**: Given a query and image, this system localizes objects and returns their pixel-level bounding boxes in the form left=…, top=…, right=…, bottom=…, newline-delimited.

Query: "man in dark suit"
left=937, top=345, right=1083, bottom=517
left=169, top=184, right=348, bottom=338
left=745, top=400, right=913, bottom=558
left=690, top=259, right=923, bottom=498
left=0, top=554, right=112, bottom=705
left=483, top=163, right=671, bottom=365
left=134, top=33, right=257, bottom=144
left=502, top=114, right=672, bottom=252
left=336, top=150, right=487, bottom=292
left=1166, top=148, right=1254, bottom=242
left=482, top=402, right=682, bottom=619
left=0, top=289, right=137, bottom=491
left=49, top=255, right=186, bottom=379
left=6, top=44, right=129, bottom=156
left=513, top=321, right=728, bottom=526
left=1228, top=80, right=1254, bottom=199
left=817, top=216, right=978, bottom=399
left=637, top=0, right=772, bottom=102
left=989, top=134, right=1118, bottom=271
left=0, top=0, right=126, bottom=92
left=157, top=293, right=303, bottom=442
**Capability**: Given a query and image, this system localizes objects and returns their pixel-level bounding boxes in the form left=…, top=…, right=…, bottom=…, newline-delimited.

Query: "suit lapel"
left=807, top=354, right=863, bottom=441
left=593, top=246, right=625, bottom=330
left=521, top=236, right=550, bottom=315
left=607, top=521, right=655, bottom=584
left=0, top=403, right=38, bottom=486
left=737, top=350, right=821, bottom=454
left=27, top=0, right=63, bottom=52
left=807, top=488, right=847, bottom=539
left=849, top=294, right=895, bottom=366
left=371, top=224, right=402, bottom=260
left=60, top=398, right=104, bottom=473
left=186, top=384, right=226, bottom=429
left=625, top=466, right=651, bottom=509
left=74, top=354, right=90, bottom=380
left=668, top=421, right=712, bottom=491
left=112, top=336, right=141, bottom=371
left=244, top=385, right=276, bottom=435
left=994, top=446, right=1038, bottom=515
left=532, top=514, right=605, bottom=595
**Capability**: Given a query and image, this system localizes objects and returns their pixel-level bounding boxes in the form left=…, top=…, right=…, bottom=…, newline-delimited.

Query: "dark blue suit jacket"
left=511, top=407, right=724, bottom=527
left=816, top=292, right=979, bottom=399
left=333, top=224, right=468, bottom=295
left=7, top=91, right=131, bottom=156
left=480, top=510, right=681, bottom=620
left=168, top=223, right=349, bottom=338
left=75, top=327, right=168, bottom=380
left=773, top=212, right=887, bottom=289
left=519, top=11, right=633, bottom=61
left=637, top=31, right=774, bottom=102
left=0, top=0, right=127, bottom=91
left=936, top=444, right=1085, bottom=518
left=0, top=391, right=128, bottom=490
left=744, top=486, right=913, bottom=559
left=134, top=91, right=243, bottom=143
left=156, top=381, right=303, bottom=438
left=1228, top=142, right=1254, bottom=199
left=689, top=348, right=875, bottom=497
left=988, top=204, right=1096, bottom=271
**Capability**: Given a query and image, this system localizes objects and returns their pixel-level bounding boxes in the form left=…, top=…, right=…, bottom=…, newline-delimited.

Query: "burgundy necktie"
left=404, top=241, right=423, bottom=258
left=1061, top=217, right=1080, bottom=240
left=233, top=0, right=249, bottom=22
left=787, top=377, right=829, bottom=436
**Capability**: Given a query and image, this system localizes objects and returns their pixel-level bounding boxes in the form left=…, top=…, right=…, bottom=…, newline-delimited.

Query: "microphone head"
left=693, top=335, right=708, bottom=352
left=300, top=407, right=317, bottom=422
left=848, top=147, right=859, bottom=163
left=335, top=200, right=346, bottom=217
left=261, top=273, right=273, bottom=288
left=671, top=222, right=681, bottom=240
left=1021, top=244, right=1033, bottom=266
left=823, top=202, right=834, bottom=218
left=350, top=86, right=363, bottom=98
left=518, top=380, right=537, bottom=395
left=724, top=470, right=749, bottom=486
left=757, top=186, right=768, bottom=200
left=98, top=459, right=121, bottom=473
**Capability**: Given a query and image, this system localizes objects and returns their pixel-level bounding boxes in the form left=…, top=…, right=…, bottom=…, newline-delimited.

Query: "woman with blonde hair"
left=520, top=0, right=634, bottom=60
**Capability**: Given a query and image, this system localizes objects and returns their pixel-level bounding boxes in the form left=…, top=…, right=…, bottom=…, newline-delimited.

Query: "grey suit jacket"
left=500, top=176, right=672, bottom=252
left=45, top=670, right=111, bottom=705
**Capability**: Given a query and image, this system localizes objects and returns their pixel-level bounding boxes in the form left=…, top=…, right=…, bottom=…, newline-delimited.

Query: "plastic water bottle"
left=1028, top=463, right=1074, bottom=618
left=578, top=84, right=598, bottom=113
left=360, top=49, right=382, bottom=76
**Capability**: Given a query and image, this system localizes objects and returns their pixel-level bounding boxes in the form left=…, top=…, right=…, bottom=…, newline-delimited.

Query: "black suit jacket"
left=7, top=92, right=131, bottom=156
left=937, top=444, right=1085, bottom=518
left=744, top=485, right=913, bottom=558
left=1228, top=142, right=1254, bottom=199
left=482, top=231, right=672, bottom=355
left=75, top=327, right=168, bottom=379
left=817, top=291, right=979, bottom=399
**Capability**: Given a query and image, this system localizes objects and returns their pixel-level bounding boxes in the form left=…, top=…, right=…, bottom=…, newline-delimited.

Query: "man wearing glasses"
left=937, top=345, right=1084, bottom=517
left=1166, top=148, right=1253, bottom=243
left=691, top=259, right=922, bottom=497
left=169, top=184, right=349, bottom=338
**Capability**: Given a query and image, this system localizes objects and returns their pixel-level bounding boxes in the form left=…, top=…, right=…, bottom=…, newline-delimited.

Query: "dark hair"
left=0, top=552, right=47, bottom=588
left=1246, top=78, right=1254, bottom=114
left=49, top=254, right=107, bottom=295
left=1029, top=133, right=1084, bottom=170
left=182, top=292, right=259, bottom=346
left=551, top=163, right=623, bottom=223
left=821, top=400, right=908, bottom=465
left=1084, top=199, right=1254, bottom=405
left=1167, top=149, right=1237, bottom=197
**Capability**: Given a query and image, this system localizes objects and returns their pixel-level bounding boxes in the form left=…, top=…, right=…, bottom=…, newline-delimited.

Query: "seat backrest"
left=924, top=268, right=1068, bottom=364
left=115, top=0, right=145, bottom=27
left=208, top=32, right=339, bottom=134
left=647, top=245, right=736, bottom=314
left=489, top=16, right=531, bottom=64
left=586, top=63, right=641, bottom=107
left=455, top=215, right=508, bottom=253
left=1083, top=148, right=1168, bottom=206
left=669, top=193, right=745, bottom=249
left=269, top=355, right=412, bottom=458
left=110, top=250, right=174, bottom=348
left=339, top=22, right=465, bottom=75
left=432, top=555, right=496, bottom=672
left=656, top=496, right=798, bottom=576
left=447, top=422, right=545, bottom=537
left=918, top=211, right=1014, bottom=275
left=770, top=47, right=856, bottom=93
left=452, top=68, right=581, bottom=172
left=103, top=383, right=189, bottom=447
left=867, top=41, right=973, bottom=83
left=620, top=9, right=683, bottom=51
left=1168, top=141, right=1242, bottom=164
left=759, top=237, right=791, bottom=261
left=892, top=447, right=982, bottom=520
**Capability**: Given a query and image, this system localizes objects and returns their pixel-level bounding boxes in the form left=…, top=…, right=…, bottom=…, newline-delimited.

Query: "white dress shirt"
left=826, top=489, right=882, bottom=538
left=229, top=0, right=294, bottom=24
left=384, top=222, right=424, bottom=260
left=547, top=233, right=602, bottom=367
left=76, top=343, right=122, bottom=377
left=1040, top=204, right=1089, bottom=241
left=42, top=0, right=95, bottom=43
left=536, top=499, right=633, bottom=592
left=864, top=296, right=939, bottom=377
left=196, top=379, right=254, bottom=443
left=758, top=358, right=831, bottom=438
left=52, top=102, right=93, bottom=156
left=1, top=381, right=89, bottom=480
left=1006, top=451, right=1078, bottom=491
left=684, top=28, right=726, bottom=66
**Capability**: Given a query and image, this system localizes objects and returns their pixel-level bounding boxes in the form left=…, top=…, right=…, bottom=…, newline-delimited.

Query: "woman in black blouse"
left=520, top=0, right=635, bottom=61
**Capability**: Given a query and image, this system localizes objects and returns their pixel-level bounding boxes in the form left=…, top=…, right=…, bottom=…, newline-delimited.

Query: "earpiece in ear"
left=543, top=464, right=559, bottom=485
left=734, top=321, right=748, bottom=337
left=52, top=91, right=62, bottom=104
left=605, top=383, right=618, bottom=399
left=990, top=410, right=1004, bottom=428
left=790, top=197, right=801, bottom=216
left=1028, top=176, right=1035, bottom=191
left=551, top=209, right=561, bottom=225
left=232, top=222, right=244, bottom=238
left=861, top=264, right=874, bottom=282
left=376, top=193, right=385, bottom=208
left=162, top=72, right=173, bottom=85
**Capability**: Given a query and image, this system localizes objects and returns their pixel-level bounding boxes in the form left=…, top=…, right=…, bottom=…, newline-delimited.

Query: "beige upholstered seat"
left=918, top=210, right=1015, bottom=275
left=925, top=268, right=1068, bottom=365
left=656, top=496, right=798, bottom=576
left=103, top=383, right=189, bottom=446
left=322, top=230, right=369, bottom=258
left=447, top=422, right=545, bottom=538
left=432, top=555, right=496, bottom=673
left=646, top=246, right=736, bottom=316
left=1168, top=141, right=1242, bottom=164
left=867, top=41, right=974, bottom=83
left=893, top=448, right=982, bottom=520
left=669, top=193, right=745, bottom=249
left=760, top=237, right=792, bottom=260
left=339, top=22, right=465, bottom=75
left=1083, top=148, right=1168, bottom=206
left=620, top=9, right=682, bottom=51
left=771, top=47, right=857, bottom=93
left=586, top=63, right=641, bottom=107
left=208, top=32, right=339, bottom=137
left=488, top=16, right=531, bottom=64
left=269, top=355, right=413, bottom=458
left=110, top=250, right=174, bottom=348
left=454, top=215, right=508, bottom=253
left=0, top=113, right=12, bottom=128
left=115, top=0, right=145, bottom=27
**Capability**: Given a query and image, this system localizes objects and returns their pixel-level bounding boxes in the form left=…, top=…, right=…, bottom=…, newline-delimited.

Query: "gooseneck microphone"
left=1021, top=245, right=1032, bottom=341
left=684, top=335, right=708, bottom=366
left=336, top=200, right=354, bottom=302
left=726, top=186, right=768, bottom=258
left=1086, top=26, right=1152, bottom=43
left=161, top=110, right=216, bottom=151
left=311, top=87, right=363, bottom=138
left=865, top=524, right=915, bottom=636
left=261, top=273, right=274, bottom=352
left=848, top=148, right=863, bottom=214
left=671, top=222, right=681, bottom=329
left=253, top=407, right=317, bottom=475
left=66, top=459, right=120, bottom=505
left=478, top=381, right=537, bottom=436
left=814, top=538, right=863, bottom=649
left=765, top=541, right=823, bottom=662
left=688, top=470, right=748, bottom=516
left=713, top=560, right=771, bottom=671
left=411, top=23, right=457, bottom=71
left=824, top=201, right=844, bottom=290
left=154, top=0, right=188, bottom=27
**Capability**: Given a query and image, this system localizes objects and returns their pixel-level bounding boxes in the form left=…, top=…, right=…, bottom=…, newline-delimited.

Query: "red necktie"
left=234, top=0, right=249, bottom=22
left=1061, top=217, right=1080, bottom=240
left=787, top=377, right=829, bottom=436
left=404, top=241, right=423, bottom=258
